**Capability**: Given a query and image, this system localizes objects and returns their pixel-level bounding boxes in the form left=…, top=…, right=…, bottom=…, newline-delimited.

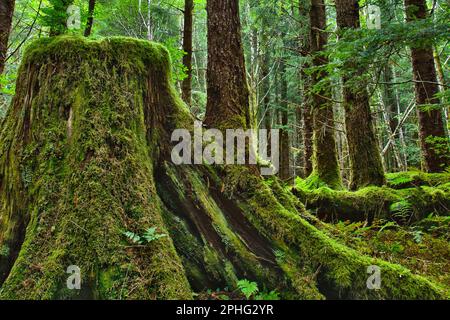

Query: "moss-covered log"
left=293, top=178, right=450, bottom=224
left=0, top=37, right=448, bottom=300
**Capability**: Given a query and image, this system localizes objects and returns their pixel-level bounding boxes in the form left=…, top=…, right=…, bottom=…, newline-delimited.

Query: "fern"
left=237, top=279, right=258, bottom=299
left=123, top=231, right=142, bottom=244
left=142, top=227, right=167, bottom=243
left=390, top=200, right=413, bottom=220
left=123, top=227, right=166, bottom=245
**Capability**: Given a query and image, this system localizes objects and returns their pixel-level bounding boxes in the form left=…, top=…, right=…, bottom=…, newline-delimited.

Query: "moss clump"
left=0, top=36, right=192, bottom=299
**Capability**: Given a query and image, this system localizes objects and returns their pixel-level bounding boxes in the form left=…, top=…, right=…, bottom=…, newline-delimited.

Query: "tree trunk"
left=204, top=0, right=251, bottom=129
left=0, top=36, right=446, bottom=300
left=405, top=0, right=449, bottom=172
left=308, top=0, right=342, bottom=189
left=147, top=0, right=153, bottom=40
left=84, top=0, right=96, bottom=37
left=181, top=0, right=194, bottom=107
left=0, top=0, right=15, bottom=88
left=433, top=46, right=449, bottom=132
left=299, top=0, right=313, bottom=177
left=335, top=0, right=385, bottom=190
left=279, top=59, right=290, bottom=180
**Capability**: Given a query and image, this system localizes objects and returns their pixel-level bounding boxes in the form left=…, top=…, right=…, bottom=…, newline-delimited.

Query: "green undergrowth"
left=222, top=166, right=449, bottom=299
left=327, top=217, right=450, bottom=289
left=386, top=170, right=450, bottom=189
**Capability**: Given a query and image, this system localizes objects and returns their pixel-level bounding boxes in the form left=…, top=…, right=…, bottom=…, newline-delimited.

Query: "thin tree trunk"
left=433, top=46, right=449, bottom=131
left=181, top=0, right=194, bottom=106
left=378, top=90, right=404, bottom=170
left=335, top=0, right=385, bottom=189
left=279, top=59, right=290, bottom=180
left=308, top=0, right=342, bottom=189
left=205, top=0, right=251, bottom=129
left=84, top=0, right=96, bottom=37
left=299, top=0, right=313, bottom=177
left=147, top=0, right=153, bottom=40
left=0, top=0, right=15, bottom=87
left=405, top=0, right=449, bottom=172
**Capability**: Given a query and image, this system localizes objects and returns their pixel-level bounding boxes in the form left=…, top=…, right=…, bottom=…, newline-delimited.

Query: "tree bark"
left=405, top=0, right=449, bottom=172
left=84, top=0, right=96, bottom=37
left=181, top=0, right=193, bottom=106
left=308, top=0, right=342, bottom=189
left=433, top=46, right=449, bottom=131
left=279, top=59, right=290, bottom=180
left=334, top=0, right=385, bottom=190
left=299, top=0, right=313, bottom=177
left=0, top=0, right=15, bottom=87
left=204, top=0, right=251, bottom=129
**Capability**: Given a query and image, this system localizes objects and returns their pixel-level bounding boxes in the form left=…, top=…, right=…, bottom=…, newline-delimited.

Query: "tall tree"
left=279, top=57, right=290, bottom=180
left=334, top=0, right=385, bottom=189
left=84, top=0, right=96, bottom=37
left=404, top=0, right=449, bottom=172
left=299, top=0, right=313, bottom=177
left=204, top=0, right=251, bottom=129
left=0, top=0, right=15, bottom=87
left=181, top=0, right=194, bottom=106
left=308, top=0, right=342, bottom=188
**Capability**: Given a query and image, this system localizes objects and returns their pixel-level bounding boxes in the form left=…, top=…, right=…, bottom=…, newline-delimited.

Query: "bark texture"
left=84, top=0, right=96, bottom=37
left=0, top=0, right=15, bottom=85
left=335, top=0, right=385, bottom=190
left=405, top=0, right=449, bottom=172
left=205, top=0, right=251, bottom=129
left=308, top=0, right=342, bottom=189
left=299, top=0, right=313, bottom=177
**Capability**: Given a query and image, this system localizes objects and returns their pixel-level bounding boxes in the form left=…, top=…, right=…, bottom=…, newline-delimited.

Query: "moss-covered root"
left=221, top=166, right=449, bottom=299
left=0, top=36, right=192, bottom=299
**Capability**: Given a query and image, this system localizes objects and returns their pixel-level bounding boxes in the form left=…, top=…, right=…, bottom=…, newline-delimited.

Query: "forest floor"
left=198, top=170, right=450, bottom=300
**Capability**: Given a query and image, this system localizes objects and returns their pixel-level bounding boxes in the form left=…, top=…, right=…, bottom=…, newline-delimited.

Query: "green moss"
left=228, top=166, right=449, bottom=299
left=293, top=177, right=449, bottom=223
left=0, top=36, right=192, bottom=299
left=386, top=171, right=450, bottom=189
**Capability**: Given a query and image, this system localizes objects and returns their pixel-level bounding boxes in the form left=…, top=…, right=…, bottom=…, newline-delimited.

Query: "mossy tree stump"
left=0, top=37, right=448, bottom=299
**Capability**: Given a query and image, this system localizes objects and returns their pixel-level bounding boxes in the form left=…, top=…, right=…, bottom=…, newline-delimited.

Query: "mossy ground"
left=0, top=36, right=448, bottom=300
